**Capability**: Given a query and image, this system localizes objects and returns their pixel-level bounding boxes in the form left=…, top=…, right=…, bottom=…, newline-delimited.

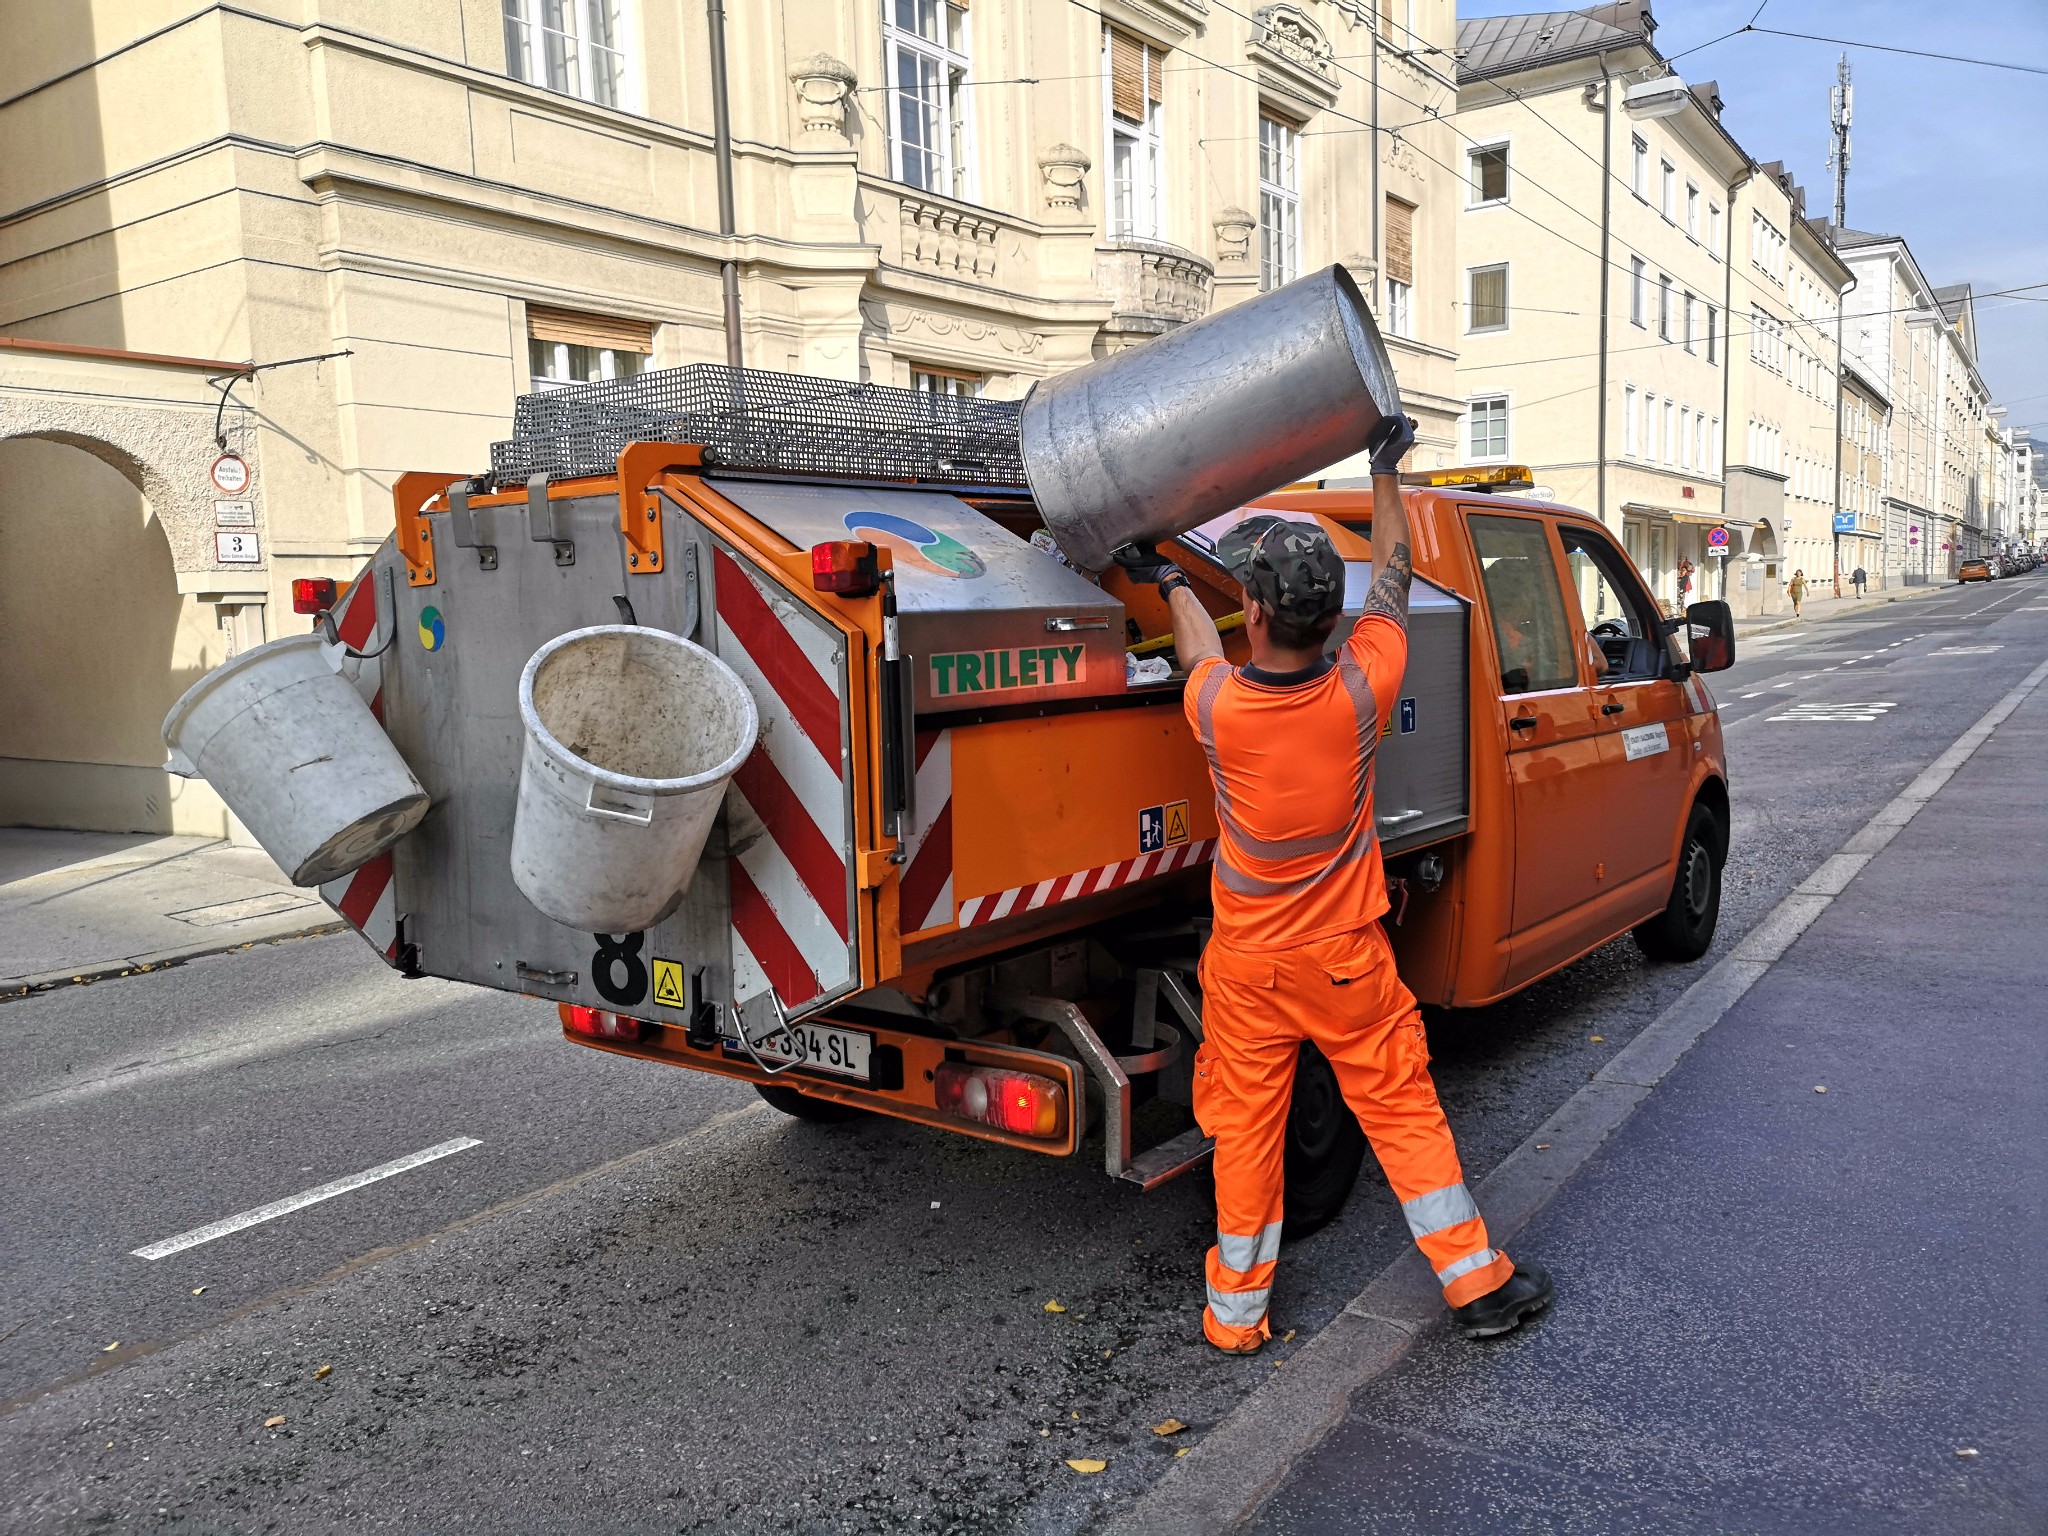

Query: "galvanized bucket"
left=1018, top=264, right=1403, bottom=572
left=162, top=634, right=430, bottom=886
left=510, top=626, right=758, bottom=934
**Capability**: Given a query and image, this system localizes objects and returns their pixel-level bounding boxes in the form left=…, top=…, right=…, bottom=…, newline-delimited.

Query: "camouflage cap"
left=1213, top=515, right=1345, bottom=625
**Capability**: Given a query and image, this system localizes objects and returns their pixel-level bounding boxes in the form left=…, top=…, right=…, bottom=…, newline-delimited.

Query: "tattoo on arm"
left=1363, top=541, right=1413, bottom=626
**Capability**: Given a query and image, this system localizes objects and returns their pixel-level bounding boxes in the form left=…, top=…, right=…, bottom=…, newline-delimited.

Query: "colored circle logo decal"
left=418, top=605, right=446, bottom=651
left=842, top=509, right=986, bottom=580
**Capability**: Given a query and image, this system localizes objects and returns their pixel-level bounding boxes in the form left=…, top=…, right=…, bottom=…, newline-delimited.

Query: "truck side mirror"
left=1683, top=600, right=1736, bottom=674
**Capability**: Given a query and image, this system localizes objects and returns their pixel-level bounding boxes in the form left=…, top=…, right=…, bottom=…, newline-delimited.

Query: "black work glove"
left=1113, top=542, right=1180, bottom=585
left=1367, top=412, right=1418, bottom=477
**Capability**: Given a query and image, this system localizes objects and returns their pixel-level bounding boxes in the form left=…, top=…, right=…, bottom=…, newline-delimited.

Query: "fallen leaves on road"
left=1176, top=1447, right=1190, bottom=1458
left=313, top=1364, right=332, bottom=1380
left=263, top=1416, right=286, bottom=1429
left=1814, top=1085, right=1828, bottom=1094
left=1589, top=1035, right=1605, bottom=1043
left=1282, top=1329, right=1296, bottom=1343
left=1065, top=1459, right=1107, bottom=1474
left=191, top=1287, right=207, bottom=1296
left=1152, top=1419, right=1188, bottom=1436
left=1043, top=1299, right=1067, bottom=1313
left=100, top=1342, right=119, bottom=1353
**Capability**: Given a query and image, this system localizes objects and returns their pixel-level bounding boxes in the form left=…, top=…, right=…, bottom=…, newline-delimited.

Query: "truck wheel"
left=1283, top=1043, right=1367, bottom=1238
left=754, top=1084, right=865, bottom=1123
left=1632, top=803, right=1723, bottom=963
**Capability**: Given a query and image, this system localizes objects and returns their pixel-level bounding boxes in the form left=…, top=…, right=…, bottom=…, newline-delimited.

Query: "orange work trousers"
left=1193, top=922, right=1513, bottom=1350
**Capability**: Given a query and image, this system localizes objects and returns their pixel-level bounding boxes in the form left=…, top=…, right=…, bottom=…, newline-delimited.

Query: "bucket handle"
left=585, top=783, right=656, bottom=825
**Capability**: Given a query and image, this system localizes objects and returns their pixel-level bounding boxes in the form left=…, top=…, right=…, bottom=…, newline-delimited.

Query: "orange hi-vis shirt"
left=1184, top=615, right=1408, bottom=951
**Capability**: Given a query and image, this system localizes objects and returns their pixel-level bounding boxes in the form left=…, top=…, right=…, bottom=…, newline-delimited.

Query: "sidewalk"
left=1235, top=669, right=2048, bottom=1528
left=1734, top=576, right=1953, bottom=639
left=0, top=830, right=339, bottom=997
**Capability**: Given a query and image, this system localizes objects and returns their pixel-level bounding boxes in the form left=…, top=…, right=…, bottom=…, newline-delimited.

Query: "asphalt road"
left=3, top=573, right=2042, bottom=1534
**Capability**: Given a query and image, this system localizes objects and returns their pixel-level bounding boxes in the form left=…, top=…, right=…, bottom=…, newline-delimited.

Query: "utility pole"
left=1828, top=56, right=1852, bottom=594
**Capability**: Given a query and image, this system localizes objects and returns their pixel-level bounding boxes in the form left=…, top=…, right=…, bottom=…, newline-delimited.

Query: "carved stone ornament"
left=789, top=52, right=857, bottom=137
left=1213, top=205, right=1257, bottom=264
left=1038, top=143, right=1092, bottom=212
left=1248, top=4, right=1340, bottom=112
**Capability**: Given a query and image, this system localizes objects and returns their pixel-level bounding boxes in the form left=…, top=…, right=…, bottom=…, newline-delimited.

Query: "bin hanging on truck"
left=166, top=266, right=1737, bottom=1232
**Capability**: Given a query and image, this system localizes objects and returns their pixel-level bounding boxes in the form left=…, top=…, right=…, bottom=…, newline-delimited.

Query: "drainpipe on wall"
left=707, top=0, right=743, bottom=368
left=1593, top=63, right=1613, bottom=530
left=1371, top=28, right=1381, bottom=311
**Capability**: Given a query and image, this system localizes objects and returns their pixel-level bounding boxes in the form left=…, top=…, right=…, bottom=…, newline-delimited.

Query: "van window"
left=1469, top=514, right=1578, bottom=695
left=1559, top=525, right=1671, bottom=680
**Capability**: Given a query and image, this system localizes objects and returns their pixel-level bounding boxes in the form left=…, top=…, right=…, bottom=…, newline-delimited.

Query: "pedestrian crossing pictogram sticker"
left=1163, top=800, right=1190, bottom=848
left=1767, top=701, right=1897, bottom=723
left=651, top=957, right=687, bottom=1009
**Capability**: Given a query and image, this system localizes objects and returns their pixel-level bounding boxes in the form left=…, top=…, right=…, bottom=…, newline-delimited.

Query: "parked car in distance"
left=1958, top=558, right=1994, bottom=583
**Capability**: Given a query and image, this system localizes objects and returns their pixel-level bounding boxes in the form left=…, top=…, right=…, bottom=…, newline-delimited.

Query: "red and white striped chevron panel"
left=898, top=728, right=955, bottom=935
left=955, top=839, right=1217, bottom=929
left=713, top=547, right=857, bottom=1015
left=317, top=570, right=400, bottom=962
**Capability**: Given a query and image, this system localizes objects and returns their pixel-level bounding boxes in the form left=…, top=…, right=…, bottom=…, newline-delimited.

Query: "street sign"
left=210, top=452, right=251, bottom=495
left=1706, top=526, right=1730, bottom=550
left=215, top=530, right=261, bottom=564
left=214, top=498, right=255, bottom=527
left=1833, top=512, right=1856, bottom=534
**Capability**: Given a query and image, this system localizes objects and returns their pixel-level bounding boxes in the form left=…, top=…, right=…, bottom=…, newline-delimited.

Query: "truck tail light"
left=292, top=577, right=339, bottom=614
left=811, top=540, right=882, bottom=597
left=933, top=1061, right=1067, bottom=1140
left=559, top=1003, right=645, bottom=1042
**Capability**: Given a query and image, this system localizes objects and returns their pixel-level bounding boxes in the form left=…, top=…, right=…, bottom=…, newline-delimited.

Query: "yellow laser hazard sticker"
left=651, top=958, right=687, bottom=1009
left=1163, top=800, right=1191, bottom=848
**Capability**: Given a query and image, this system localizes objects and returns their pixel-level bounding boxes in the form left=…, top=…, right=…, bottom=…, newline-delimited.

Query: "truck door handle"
left=1601, top=702, right=1627, bottom=715
left=1510, top=715, right=1539, bottom=731
left=1378, top=808, right=1425, bottom=827
left=1045, top=616, right=1111, bottom=632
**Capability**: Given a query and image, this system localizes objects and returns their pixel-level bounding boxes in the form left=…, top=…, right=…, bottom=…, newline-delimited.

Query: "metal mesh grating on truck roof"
left=488, top=363, right=1030, bottom=489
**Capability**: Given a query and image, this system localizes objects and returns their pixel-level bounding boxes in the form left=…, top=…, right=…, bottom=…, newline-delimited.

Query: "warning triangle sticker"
left=1164, top=801, right=1190, bottom=847
left=651, top=958, right=687, bottom=1008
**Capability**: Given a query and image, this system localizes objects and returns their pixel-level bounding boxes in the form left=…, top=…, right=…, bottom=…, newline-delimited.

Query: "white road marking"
left=1932, top=645, right=2003, bottom=656
left=1767, top=701, right=1897, bottom=723
left=131, top=1138, right=482, bottom=1260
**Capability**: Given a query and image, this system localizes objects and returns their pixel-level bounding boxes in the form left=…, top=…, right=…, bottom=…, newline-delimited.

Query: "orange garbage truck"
left=168, top=273, right=1736, bottom=1232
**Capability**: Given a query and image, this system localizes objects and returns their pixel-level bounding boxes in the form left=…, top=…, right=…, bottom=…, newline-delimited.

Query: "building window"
left=1624, top=383, right=1639, bottom=457
left=1466, top=264, right=1509, bottom=332
left=1708, top=202, right=1722, bottom=255
left=1679, top=406, right=1692, bottom=469
left=1660, top=160, right=1675, bottom=221
left=1104, top=27, right=1163, bottom=238
left=1468, top=395, right=1510, bottom=460
left=889, top=0, right=973, bottom=199
left=1682, top=291, right=1696, bottom=352
left=503, top=0, right=628, bottom=108
left=1468, top=142, right=1508, bottom=205
left=527, top=304, right=653, bottom=388
left=1258, top=113, right=1301, bottom=291
left=1631, top=135, right=1648, bottom=199
left=1686, top=182, right=1699, bottom=239
left=1658, top=274, right=1672, bottom=340
left=1383, top=196, right=1415, bottom=338
left=1630, top=257, right=1646, bottom=327
left=1664, top=399, right=1675, bottom=468
left=912, top=366, right=982, bottom=396
left=1706, top=305, right=1718, bottom=364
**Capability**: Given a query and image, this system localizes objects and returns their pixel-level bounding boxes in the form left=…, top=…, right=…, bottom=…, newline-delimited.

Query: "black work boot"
left=1452, top=1260, right=1553, bottom=1339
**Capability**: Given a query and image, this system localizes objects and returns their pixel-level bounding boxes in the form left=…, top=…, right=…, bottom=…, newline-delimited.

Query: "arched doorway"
left=0, top=436, right=244, bottom=834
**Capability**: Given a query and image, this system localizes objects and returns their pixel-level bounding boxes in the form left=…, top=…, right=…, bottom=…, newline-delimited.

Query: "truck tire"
left=1632, top=803, right=1723, bottom=963
left=754, top=1083, right=866, bottom=1123
left=1283, top=1043, right=1367, bottom=1238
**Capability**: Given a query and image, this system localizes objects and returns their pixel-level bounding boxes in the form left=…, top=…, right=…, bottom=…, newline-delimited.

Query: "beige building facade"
left=1, top=0, right=1464, bottom=836
left=1455, top=5, right=1748, bottom=617
left=1723, top=160, right=1849, bottom=606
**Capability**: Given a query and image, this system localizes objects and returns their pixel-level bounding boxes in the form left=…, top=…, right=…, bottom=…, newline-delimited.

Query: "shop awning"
left=1620, top=503, right=1728, bottom=527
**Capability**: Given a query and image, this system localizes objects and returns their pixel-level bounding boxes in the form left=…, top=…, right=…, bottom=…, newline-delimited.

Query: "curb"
left=0, top=915, right=346, bottom=1004
left=1099, top=648, right=2048, bottom=1536
left=1733, top=578, right=1957, bottom=641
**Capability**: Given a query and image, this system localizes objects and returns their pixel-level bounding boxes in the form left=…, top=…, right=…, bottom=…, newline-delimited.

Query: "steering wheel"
left=1590, top=620, right=1628, bottom=639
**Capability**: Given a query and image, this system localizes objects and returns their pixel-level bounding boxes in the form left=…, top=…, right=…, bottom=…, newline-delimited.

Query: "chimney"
left=1688, top=80, right=1723, bottom=119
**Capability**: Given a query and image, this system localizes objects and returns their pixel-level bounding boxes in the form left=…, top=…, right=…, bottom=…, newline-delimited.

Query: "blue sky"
left=1456, top=0, right=2048, bottom=438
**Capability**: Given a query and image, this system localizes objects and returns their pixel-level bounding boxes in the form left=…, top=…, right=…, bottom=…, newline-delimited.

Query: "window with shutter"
left=1383, top=196, right=1414, bottom=338
left=1466, top=264, right=1508, bottom=331
left=527, top=304, right=654, bottom=388
left=1104, top=27, right=1164, bottom=239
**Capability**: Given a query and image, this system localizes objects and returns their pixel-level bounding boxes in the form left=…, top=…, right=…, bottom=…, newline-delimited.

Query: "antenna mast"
left=1827, top=54, right=1852, bottom=227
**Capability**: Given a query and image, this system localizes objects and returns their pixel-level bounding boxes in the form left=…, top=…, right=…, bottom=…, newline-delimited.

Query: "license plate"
left=723, top=1019, right=872, bottom=1081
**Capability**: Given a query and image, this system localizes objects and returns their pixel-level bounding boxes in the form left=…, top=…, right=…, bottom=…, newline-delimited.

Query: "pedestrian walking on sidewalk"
left=1788, top=568, right=1809, bottom=619
left=1852, top=566, right=1867, bottom=599
left=1122, top=413, right=1552, bottom=1355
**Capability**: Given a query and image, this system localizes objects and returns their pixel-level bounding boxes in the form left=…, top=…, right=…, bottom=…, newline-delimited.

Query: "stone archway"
left=0, top=343, right=260, bottom=834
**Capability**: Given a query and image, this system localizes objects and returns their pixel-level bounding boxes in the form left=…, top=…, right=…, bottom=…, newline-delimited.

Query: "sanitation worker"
left=1120, top=414, right=1553, bottom=1352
